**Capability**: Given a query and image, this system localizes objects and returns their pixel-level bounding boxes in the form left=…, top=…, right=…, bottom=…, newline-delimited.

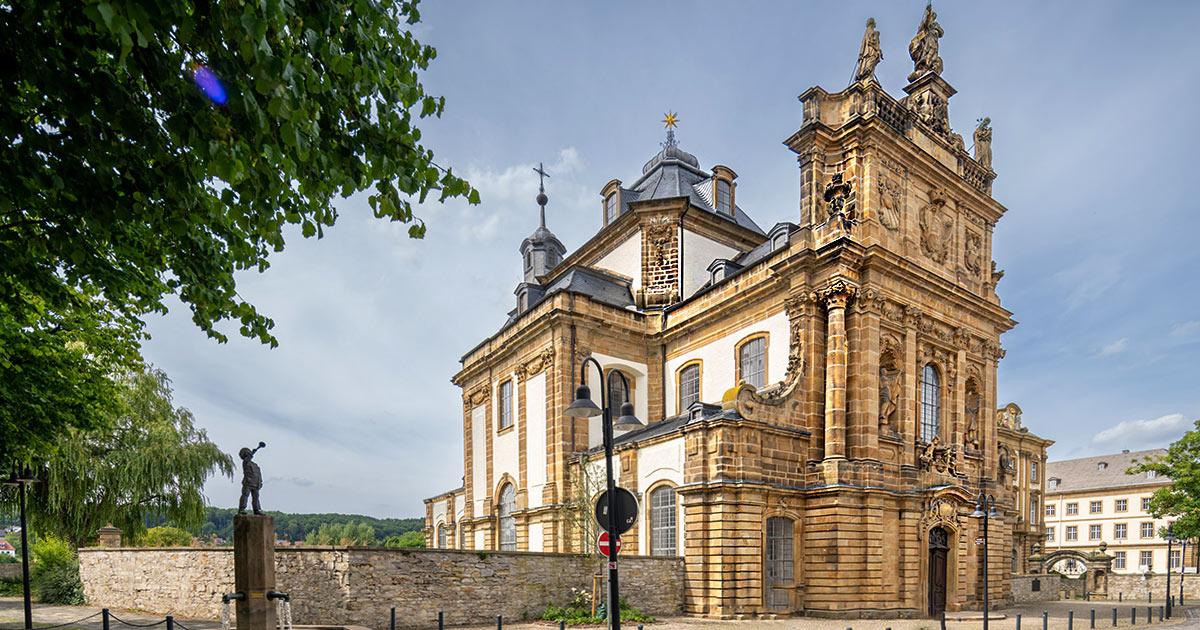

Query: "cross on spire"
left=532, top=162, right=550, bottom=228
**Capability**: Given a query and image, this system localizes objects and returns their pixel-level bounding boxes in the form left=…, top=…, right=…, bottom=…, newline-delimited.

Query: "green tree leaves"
left=1128, top=420, right=1200, bottom=540
left=0, top=0, right=476, bottom=463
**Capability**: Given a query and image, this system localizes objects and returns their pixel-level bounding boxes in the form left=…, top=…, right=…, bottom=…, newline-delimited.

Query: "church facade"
left=425, top=7, right=1050, bottom=619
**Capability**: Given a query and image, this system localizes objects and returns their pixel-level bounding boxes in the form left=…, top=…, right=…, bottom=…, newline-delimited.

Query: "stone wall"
left=1011, top=574, right=1062, bottom=603
left=0, top=563, right=22, bottom=580
left=1108, top=573, right=1200, bottom=602
left=79, top=547, right=683, bottom=628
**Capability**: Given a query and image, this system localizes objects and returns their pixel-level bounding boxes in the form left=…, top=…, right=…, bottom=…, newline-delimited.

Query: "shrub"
left=540, top=589, right=654, bottom=625
left=135, top=526, right=194, bottom=547
left=0, top=579, right=23, bottom=596
left=0, top=553, right=19, bottom=563
left=30, top=537, right=84, bottom=605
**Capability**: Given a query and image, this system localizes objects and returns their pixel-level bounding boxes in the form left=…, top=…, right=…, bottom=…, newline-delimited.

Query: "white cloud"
left=1091, top=413, right=1192, bottom=452
left=1099, top=338, right=1129, bottom=356
left=1171, top=320, right=1200, bottom=339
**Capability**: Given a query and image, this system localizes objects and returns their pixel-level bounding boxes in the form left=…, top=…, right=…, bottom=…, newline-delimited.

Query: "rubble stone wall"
left=79, top=547, right=682, bottom=628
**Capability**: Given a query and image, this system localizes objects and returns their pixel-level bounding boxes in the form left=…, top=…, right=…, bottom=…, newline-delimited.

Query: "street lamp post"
left=4, top=466, right=37, bottom=630
left=1166, top=525, right=1176, bottom=618
left=1180, top=539, right=1187, bottom=606
left=971, top=492, right=998, bottom=630
left=565, top=356, right=644, bottom=630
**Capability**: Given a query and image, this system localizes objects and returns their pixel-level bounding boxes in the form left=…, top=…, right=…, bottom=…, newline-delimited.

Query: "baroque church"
left=425, top=6, right=1051, bottom=618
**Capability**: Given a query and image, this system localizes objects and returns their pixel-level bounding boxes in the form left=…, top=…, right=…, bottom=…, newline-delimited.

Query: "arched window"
left=678, top=362, right=701, bottom=412
left=920, top=363, right=941, bottom=443
left=738, top=336, right=767, bottom=389
left=436, top=524, right=447, bottom=549
left=498, top=483, right=516, bottom=551
left=458, top=523, right=466, bottom=549
left=498, top=380, right=514, bottom=431
left=607, top=370, right=631, bottom=409
left=649, top=486, right=677, bottom=556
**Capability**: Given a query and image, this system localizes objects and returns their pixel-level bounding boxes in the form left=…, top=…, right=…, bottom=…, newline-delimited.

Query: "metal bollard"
left=1016, top=613, right=1021, bottom=630
left=1120, top=592, right=1123, bottom=602
left=103, top=609, right=111, bottom=630
left=1091, top=608, right=1096, bottom=628
left=1147, top=607, right=1152, bottom=623
left=389, top=607, right=395, bottom=630
left=941, top=611, right=947, bottom=630
left=496, top=615, right=502, bottom=630
left=1159, top=606, right=1164, bottom=622
left=1043, top=610, right=1049, bottom=630
left=1113, top=608, right=1118, bottom=627
left=438, top=610, right=444, bottom=630
left=1149, top=592, right=1153, bottom=603
left=1070, top=610, right=1075, bottom=630
left=559, top=622, right=565, bottom=630
left=166, top=616, right=174, bottom=630
left=1133, top=607, right=1137, bottom=625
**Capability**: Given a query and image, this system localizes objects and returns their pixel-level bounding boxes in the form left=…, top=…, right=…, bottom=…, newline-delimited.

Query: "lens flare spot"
left=192, top=65, right=227, bottom=105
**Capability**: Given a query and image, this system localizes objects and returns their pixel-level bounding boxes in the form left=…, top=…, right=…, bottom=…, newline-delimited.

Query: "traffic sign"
left=594, top=487, right=639, bottom=535
left=597, top=532, right=622, bottom=558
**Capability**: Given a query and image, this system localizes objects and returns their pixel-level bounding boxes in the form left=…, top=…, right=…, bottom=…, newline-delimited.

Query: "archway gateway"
left=928, top=526, right=950, bottom=616
left=1030, top=545, right=1115, bottom=598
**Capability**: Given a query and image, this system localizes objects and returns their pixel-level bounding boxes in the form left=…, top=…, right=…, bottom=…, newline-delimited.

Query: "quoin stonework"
left=425, top=7, right=1051, bottom=619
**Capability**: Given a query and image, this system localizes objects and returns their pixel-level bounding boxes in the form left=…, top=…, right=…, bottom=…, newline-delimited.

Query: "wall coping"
left=77, top=546, right=683, bottom=562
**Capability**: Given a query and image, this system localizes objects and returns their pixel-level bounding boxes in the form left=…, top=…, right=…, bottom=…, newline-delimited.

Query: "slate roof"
left=1045, top=448, right=1169, bottom=494
left=617, top=142, right=764, bottom=235
left=500, top=265, right=634, bottom=329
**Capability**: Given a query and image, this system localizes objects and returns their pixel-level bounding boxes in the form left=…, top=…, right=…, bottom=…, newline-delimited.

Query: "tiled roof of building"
left=0, top=540, right=14, bottom=551
left=1045, top=448, right=1169, bottom=494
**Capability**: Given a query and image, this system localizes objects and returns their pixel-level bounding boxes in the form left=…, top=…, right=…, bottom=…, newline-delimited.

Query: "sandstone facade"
left=78, top=547, right=682, bottom=628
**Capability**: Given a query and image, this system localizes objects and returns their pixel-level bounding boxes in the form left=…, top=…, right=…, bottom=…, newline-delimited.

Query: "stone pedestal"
left=234, top=514, right=276, bottom=630
left=97, top=524, right=122, bottom=548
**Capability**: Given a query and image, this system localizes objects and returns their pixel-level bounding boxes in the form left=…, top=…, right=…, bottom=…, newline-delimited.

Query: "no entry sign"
left=597, top=531, right=622, bottom=558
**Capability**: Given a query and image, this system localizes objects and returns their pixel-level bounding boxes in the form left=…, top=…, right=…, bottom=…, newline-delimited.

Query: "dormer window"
left=1049, top=477, right=1060, bottom=490
left=1097, top=461, right=1108, bottom=471
left=716, top=179, right=732, bottom=215
left=604, top=193, right=618, bottom=224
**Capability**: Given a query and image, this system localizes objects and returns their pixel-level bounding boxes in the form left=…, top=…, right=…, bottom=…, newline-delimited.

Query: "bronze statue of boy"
left=238, top=441, right=266, bottom=515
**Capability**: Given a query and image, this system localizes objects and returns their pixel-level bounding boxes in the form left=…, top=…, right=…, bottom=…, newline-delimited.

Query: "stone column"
left=821, top=281, right=856, bottom=460
left=234, top=514, right=276, bottom=630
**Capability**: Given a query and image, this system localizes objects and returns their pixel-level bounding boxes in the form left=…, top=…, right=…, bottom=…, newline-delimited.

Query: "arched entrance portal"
left=928, top=526, right=950, bottom=616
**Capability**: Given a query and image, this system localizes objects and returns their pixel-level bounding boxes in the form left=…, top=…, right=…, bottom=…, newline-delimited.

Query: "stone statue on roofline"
left=853, top=18, right=883, bottom=84
left=908, top=3, right=944, bottom=82
left=974, top=117, right=993, bottom=170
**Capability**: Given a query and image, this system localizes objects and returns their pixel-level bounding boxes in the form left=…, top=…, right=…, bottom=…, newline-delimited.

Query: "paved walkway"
left=3, top=598, right=1199, bottom=630
left=0, top=598, right=219, bottom=630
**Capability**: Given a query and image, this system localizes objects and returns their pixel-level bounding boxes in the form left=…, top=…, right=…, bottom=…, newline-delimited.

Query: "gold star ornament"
left=662, top=111, right=679, bottom=129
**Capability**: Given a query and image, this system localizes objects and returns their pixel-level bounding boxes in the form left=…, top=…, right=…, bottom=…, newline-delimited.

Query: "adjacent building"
left=425, top=7, right=1052, bottom=619
left=1043, top=449, right=1183, bottom=575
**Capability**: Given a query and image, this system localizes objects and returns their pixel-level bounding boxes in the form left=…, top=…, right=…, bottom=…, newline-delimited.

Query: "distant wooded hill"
left=148, top=508, right=423, bottom=543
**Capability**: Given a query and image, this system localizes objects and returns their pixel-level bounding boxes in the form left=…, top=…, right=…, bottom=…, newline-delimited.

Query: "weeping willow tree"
left=21, top=367, right=234, bottom=548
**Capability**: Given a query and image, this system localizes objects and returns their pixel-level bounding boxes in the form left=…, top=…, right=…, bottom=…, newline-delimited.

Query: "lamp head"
left=613, top=401, right=644, bottom=430
left=564, top=385, right=602, bottom=418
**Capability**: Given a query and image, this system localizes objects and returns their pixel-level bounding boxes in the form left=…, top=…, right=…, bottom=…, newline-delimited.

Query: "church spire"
left=533, top=161, right=550, bottom=229
left=518, top=161, right=566, bottom=290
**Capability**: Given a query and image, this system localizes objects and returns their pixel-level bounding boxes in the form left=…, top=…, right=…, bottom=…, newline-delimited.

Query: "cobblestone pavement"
left=0, top=598, right=219, bottom=630
left=4, top=598, right=1199, bottom=630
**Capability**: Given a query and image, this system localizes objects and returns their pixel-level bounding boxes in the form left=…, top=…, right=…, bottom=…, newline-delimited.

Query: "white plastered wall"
left=663, top=309, right=790, bottom=416
left=525, top=372, right=547, bottom=509
left=681, top=229, right=742, bottom=298
left=636, top=437, right=685, bottom=556
left=470, top=405, right=487, bottom=515
left=528, top=522, right=544, bottom=552
left=594, top=232, right=642, bottom=293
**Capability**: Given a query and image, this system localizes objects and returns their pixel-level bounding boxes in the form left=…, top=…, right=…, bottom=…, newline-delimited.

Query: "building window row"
left=649, top=485, right=677, bottom=557
left=1066, top=502, right=1079, bottom=516
left=498, top=380, right=514, bottom=430
left=1046, top=504, right=1056, bottom=517
left=673, top=334, right=771, bottom=414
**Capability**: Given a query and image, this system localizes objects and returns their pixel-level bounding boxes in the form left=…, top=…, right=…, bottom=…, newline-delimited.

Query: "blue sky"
left=141, top=2, right=1200, bottom=518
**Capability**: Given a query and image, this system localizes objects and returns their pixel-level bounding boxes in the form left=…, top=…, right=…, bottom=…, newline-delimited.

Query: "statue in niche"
left=879, top=363, right=900, bottom=428
left=974, top=118, right=993, bottom=170
left=965, top=232, right=982, bottom=275
left=964, top=385, right=981, bottom=451
left=853, top=18, right=883, bottom=84
left=919, top=188, right=954, bottom=263
left=824, top=174, right=857, bottom=232
left=908, top=3, right=945, bottom=82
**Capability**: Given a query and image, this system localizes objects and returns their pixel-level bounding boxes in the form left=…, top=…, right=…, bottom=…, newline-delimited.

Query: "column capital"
left=814, top=278, right=858, bottom=309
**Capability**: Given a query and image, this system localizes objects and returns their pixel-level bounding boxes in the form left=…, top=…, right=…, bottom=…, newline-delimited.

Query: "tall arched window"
left=765, top=516, right=795, bottom=611
left=738, top=336, right=767, bottom=389
left=607, top=370, right=630, bottom=409
left=649, top=486, right=677, bottom=556
left=678, top=363, right=701, bottom=412
left=920, top=363, right=941, bottom=443
left=436, top=524, right=447, bottom=549
left=458, top=524, right=466, bottom=549
left=498, top=483, right=516, bottom=551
